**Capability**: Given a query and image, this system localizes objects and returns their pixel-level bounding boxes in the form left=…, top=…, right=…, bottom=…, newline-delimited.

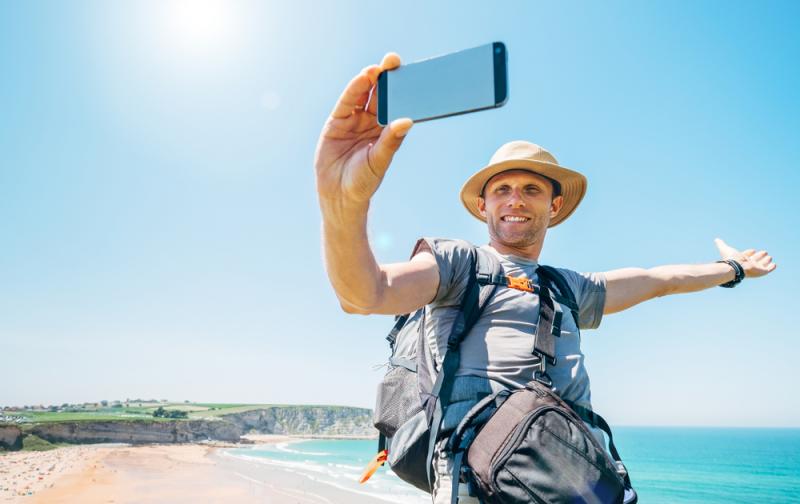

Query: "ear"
left=477, top=197, right=487, bottom=218
left=550, top=195, right=564, bottom=219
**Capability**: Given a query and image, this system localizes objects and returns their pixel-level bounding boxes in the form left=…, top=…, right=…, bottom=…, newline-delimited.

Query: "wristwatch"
left=717, top=259, right=745, bottom=288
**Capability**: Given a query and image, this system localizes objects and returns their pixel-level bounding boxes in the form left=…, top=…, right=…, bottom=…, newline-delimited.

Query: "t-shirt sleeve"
left=554, top=268, right=607, bottom=330
left=411, top=237, right=473, bottom=307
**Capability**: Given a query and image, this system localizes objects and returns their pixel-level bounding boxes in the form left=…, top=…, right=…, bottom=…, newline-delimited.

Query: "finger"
left=367, top=118, right=413, bottom=177
left=367, top=53, right=402, bottom=115
left=366, top=83, right=379, bottom=116
left=331, top=67, right=379, bottom=119
left=742, top=249, right=756, bottom=257
left=358, top=65, right=384, bottom=115
left=751, top=250, right=768, bottom=260
left=380, top=52, right=401, bottom=71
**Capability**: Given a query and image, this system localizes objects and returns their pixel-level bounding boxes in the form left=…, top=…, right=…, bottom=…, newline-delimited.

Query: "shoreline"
left=241, top=433, right=377, bottom=442
left=1, top=436, right=392, bottom=503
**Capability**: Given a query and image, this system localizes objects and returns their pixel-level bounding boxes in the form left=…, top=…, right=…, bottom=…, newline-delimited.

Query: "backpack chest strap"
left=478, top=272, right=540, bottom=293
left=476, top=272, right=579, bottom=316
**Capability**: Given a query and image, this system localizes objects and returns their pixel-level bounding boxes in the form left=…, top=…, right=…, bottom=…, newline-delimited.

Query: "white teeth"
left=503, top=216, right=528, bottom=222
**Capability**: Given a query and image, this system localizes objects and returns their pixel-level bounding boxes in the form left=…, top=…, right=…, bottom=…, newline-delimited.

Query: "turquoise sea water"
left=226, top=428, right=800, bottom=503
left=615, top=427, right=800, bottom=503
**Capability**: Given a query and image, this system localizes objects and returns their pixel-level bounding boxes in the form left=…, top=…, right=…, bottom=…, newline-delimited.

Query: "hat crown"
left=489, top=140, right=559, bottom=166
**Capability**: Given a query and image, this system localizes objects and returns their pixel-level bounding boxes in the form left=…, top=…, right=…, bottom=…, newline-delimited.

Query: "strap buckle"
left=533, top=350, right=556, bottom=368
left=533, top=370, right=553, bottom=388
left=506, top=275, right=534, bottom=292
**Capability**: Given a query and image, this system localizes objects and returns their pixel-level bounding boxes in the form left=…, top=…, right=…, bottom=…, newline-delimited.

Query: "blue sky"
left=1, top=1, right=798, bottom=427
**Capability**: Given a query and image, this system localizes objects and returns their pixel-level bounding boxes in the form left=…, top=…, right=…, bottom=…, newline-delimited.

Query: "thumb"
left=714, top=237, right=740, bottom=258
left=368, top=118, right=413, bottom=178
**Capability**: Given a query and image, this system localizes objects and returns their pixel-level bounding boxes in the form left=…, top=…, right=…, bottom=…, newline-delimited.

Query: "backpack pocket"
left=466, top=384, right=626, bottom=504
left=385, top=408, right=432, bottom=492
left=490, top=408, right=625, bottom=504
left=373, top=361, right=423, bottom=437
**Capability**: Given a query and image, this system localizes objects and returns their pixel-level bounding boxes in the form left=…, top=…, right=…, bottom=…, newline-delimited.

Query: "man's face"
left=478, top=170, right=564, bottom=249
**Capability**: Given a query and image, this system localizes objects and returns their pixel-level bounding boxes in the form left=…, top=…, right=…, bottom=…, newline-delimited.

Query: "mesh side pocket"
left=374, top=366, right=423, bottom=437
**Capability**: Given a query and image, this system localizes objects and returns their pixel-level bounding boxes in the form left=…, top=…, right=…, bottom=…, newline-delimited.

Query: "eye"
left=494, top=185, right=511, bottom=194
left=525, top=185, right=541, bottom=194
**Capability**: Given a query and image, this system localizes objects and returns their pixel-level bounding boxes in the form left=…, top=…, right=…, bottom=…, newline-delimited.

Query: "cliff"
left=222, top=405, right=376, bottom=437
left=25, top=406, right=376, bottom=446
left=31, top=419, right=243, bottom=445
left=0, top=424, right=23, bottom=450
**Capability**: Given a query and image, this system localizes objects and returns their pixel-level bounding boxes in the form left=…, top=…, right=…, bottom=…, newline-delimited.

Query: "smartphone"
left=377, top=42, right=508, bottom=126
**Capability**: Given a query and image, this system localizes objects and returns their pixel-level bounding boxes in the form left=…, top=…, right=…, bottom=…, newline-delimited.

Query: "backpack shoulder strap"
left=475, top=245, right=503, bottom=278
left=475, top=246, right=504, bottom=309
left=436, top=246, right=499, bottom=391
left=425, top=245, right=501, bottom=489
left=536, top=265, right=580, bottom=326
left=431, top=244, right=502, bottom=355
left=385, top=241, right=490, bottom=350
left=385, top=313, right=410, bottom=349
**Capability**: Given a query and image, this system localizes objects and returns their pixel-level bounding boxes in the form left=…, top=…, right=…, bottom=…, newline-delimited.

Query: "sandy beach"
left=1, top=444, right=110, bottom=501
left=1, top=436, right=390, bottom=503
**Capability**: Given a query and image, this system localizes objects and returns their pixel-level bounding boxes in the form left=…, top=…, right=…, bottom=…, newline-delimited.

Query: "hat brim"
left=459, top=159, right=587, bottom=227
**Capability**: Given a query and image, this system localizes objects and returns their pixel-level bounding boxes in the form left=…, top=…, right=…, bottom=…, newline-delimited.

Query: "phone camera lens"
left=495, top=47, right=502, bottom=54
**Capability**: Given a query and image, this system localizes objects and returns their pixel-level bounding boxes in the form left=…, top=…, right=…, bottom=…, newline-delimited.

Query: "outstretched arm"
left=315, top=53, right=438, bottom=315
left=603, top=238, right=777, bottom=315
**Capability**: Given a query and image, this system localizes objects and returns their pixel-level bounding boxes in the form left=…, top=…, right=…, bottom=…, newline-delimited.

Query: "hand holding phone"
left=315, top=42, right=508, bottom=208
left=314, top=53, right=414, bottom=207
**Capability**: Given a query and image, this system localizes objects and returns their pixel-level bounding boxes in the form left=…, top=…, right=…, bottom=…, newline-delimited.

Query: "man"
left=315, top=53, right=776, bottom=502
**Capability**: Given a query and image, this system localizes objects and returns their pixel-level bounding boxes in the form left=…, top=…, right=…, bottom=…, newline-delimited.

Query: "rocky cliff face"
left=223, top=406, right=377, bottom=437
left=23, top=406, right=375, bottom=447
left=0, top=425, right=23, bottom=450
left=31, top=419, right=243, bottom=445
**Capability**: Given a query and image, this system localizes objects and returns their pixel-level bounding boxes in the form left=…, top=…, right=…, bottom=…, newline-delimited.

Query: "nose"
left=506, top=188, right=525, bottom=208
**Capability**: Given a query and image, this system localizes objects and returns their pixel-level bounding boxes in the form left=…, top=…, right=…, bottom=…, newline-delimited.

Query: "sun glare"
left=160, top=0, right=241, bottom=59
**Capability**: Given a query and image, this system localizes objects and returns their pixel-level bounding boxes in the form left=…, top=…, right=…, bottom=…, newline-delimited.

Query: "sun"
left=160, top=0, right=242, bottom=58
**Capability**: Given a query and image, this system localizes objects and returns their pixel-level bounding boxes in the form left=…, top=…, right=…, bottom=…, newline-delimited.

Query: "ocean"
left=225, top=427, right=800, bottom=503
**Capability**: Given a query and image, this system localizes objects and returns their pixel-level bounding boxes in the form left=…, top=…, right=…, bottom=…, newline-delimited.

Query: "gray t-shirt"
left=414, top=237, right=607, bottom=411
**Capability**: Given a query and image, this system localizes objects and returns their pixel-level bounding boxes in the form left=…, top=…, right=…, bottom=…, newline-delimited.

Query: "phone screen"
left=377, top=42, right=507, bottom=126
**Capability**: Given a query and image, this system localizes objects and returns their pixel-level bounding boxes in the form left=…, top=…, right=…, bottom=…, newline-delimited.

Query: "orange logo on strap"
left=506, top=276, right=534, bottom=292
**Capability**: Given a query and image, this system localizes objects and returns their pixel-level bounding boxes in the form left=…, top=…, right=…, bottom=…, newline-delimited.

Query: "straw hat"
left=460, top=141, right=587, bottom=228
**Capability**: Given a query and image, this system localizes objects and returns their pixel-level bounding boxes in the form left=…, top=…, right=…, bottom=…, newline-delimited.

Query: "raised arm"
left=314, top=53, right=438, bottom=315
left=603, top=238, right=777, bottom=315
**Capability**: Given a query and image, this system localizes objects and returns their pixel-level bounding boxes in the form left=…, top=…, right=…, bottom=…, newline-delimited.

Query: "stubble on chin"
left=487, top=214, right=548, bottom=248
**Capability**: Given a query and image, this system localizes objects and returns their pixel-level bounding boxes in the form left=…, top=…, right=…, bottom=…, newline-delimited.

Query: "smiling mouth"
left=501, top=216, right=530, bottom=223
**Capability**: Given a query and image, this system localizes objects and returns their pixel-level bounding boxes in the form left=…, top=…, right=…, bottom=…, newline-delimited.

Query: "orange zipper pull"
left=359, top=449, right=388, bottom=483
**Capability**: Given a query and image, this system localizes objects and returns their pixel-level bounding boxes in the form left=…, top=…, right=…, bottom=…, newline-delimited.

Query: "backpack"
left=369, top=243, right=635, bottom=502
left=371, top=244, right=500, bottom=491
left=446, top=268, right=638, bottom=503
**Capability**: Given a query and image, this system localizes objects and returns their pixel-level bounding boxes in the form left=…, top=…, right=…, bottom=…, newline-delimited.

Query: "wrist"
left=319, top=195, right=370, bottom=226
left=716, top=259, right=745, bottom=288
